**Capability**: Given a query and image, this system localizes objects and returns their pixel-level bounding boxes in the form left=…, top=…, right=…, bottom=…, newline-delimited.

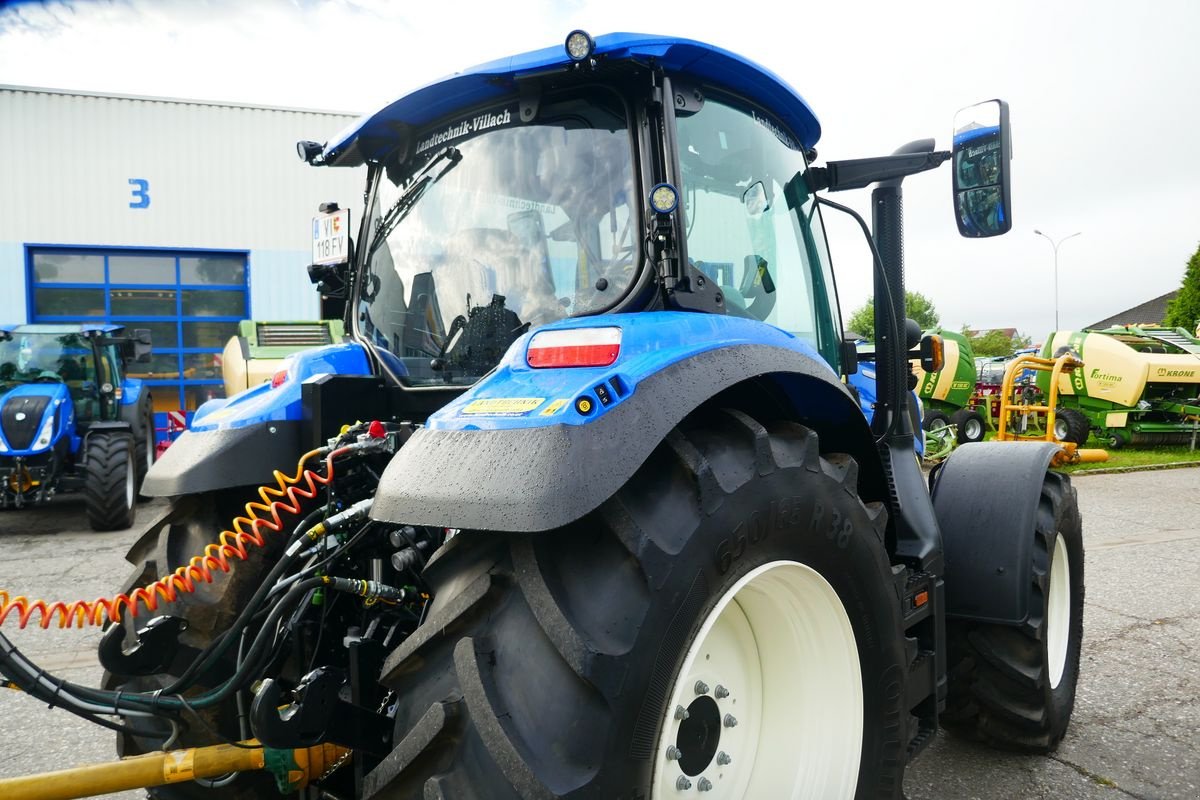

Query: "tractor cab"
left=304, top=33, right=842, bottom=395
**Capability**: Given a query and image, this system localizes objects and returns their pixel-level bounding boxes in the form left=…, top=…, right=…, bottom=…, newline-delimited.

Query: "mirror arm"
left=807, top=150, right=951, bottom=193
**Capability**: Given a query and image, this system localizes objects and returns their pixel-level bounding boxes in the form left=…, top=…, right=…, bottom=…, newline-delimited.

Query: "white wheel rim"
left=1046, top=535, right=1070, bottom=689
left=125, top=455, right=136, bottom=510
left=965, top=419, right=982, bottom=440
left=1053, top=418, right=1068, bottom=440
left=651, top=561, right=862, bottom=799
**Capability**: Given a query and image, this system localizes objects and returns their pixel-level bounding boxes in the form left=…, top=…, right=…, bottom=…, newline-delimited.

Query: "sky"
left=2, top=0, right=1198, bottom=341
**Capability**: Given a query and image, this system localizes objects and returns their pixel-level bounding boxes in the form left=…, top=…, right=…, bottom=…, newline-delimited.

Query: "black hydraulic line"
left=159, top=503, right=332, bottom=695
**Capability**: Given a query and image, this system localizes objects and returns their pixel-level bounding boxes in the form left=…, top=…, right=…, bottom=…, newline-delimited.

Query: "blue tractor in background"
left=0, top=32, right=1083, bottom=800
left=0, top=324, right=154, bottom=530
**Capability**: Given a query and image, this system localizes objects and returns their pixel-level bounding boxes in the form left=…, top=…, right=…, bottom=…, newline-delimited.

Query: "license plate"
left=311, top=208, right=350, bottom=266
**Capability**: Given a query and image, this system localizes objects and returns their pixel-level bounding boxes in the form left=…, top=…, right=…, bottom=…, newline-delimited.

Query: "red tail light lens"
left=527, top=327, right=621, bottom=368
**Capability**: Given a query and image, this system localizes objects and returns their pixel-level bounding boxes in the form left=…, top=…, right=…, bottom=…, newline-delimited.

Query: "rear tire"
left=100, top=488, right=283, bottom=800
left=84, top=431, right=137, bottom=531
left=943, top=471, right=1084, bottom=751
left=1052, top=408, right=1089, bottom=445
left=950, top=408, right=986, bottom=444
left=364, top=409, right=907, bottom=800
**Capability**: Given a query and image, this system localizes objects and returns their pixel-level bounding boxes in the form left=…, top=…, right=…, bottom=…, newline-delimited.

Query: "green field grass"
left=1057, top=443, right=1200, bottom=473
left=930, top=430, right=1200, bottom=473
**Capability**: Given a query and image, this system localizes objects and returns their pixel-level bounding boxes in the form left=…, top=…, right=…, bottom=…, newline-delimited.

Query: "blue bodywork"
left=428, top=312, right=831, bottom=431
left=190, top=342, right=372, bottom=432
left=0, top=382, right=76, bottom=456
left=320, top=33, right=821, bottom=167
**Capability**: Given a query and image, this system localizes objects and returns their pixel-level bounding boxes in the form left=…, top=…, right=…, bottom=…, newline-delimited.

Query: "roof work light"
left=564, top=30, right=595, bottom=62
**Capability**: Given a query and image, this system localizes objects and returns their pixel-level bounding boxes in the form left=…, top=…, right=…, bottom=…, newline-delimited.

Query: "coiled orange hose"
left=0, top=446, right=348, bottom=630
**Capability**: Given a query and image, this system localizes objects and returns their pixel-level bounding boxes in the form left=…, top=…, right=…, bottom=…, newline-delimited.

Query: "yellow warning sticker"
left=163, top=749, right=196, bottom=782
left=540, top=398, right=569, bottom=416
left=461, top=397, right=546, bottom=416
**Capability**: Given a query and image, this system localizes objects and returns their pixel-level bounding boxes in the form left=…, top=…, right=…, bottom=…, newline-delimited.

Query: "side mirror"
left=952, top=99, right=1012, bottom=238
left=132, top=328, right=152, bottom=363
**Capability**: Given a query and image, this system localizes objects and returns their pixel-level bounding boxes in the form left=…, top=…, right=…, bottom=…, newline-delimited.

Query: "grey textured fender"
left=931, top=441, right=1063, bottom=624
left=140, top=421, right=301, bottom=497
left=371, top=344, right=874, bottom=532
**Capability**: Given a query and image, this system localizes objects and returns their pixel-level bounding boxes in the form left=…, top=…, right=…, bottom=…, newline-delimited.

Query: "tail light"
left=527, top=327, right=621, bottom=368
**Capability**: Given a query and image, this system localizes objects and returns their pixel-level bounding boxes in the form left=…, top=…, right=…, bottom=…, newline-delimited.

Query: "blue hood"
left=0, top=382, right=73, bottom=455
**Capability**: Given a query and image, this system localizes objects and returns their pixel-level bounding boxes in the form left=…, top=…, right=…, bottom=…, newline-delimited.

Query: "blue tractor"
left=0, top=33, right=1082, bottom=800
left=0, top=324, right=154, bottom=530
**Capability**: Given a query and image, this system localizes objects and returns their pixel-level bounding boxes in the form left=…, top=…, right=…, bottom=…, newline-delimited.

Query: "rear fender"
left=141, top=342, right=371, bottom=496
left=371, top=312, right=880, bottom=532
left=931, top=441, right=1062, bottom=624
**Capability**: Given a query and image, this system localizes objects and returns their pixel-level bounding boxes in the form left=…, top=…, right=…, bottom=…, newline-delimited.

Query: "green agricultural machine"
left=912, top=328, right=986, bottom=445
left=1040, top=325, right=1200, bottom=448
left=221, top=320, right=346, bottom=397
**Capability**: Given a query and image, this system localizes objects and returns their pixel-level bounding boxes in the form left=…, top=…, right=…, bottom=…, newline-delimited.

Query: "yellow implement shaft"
left=0, top=741, right=266, bottom=800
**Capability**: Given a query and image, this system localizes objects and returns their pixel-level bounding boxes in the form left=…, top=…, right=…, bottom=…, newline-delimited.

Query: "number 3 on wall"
left=129, top=178, right=150, bottom=209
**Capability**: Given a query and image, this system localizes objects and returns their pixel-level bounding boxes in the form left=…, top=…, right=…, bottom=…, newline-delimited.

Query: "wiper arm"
left=367, top=146, right=462, bottom=260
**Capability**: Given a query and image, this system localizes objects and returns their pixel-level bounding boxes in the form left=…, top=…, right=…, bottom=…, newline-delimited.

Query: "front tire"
left=100, top=488, right=284, bottom=799
left=84, top=431, right=137, bottom=531
left=943, top=470, right=1084, bottom=751
left=366, top=409, right=906, bottom=800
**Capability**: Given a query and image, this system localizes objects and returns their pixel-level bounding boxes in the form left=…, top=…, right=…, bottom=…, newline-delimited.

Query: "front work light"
left=650, top=183, right=679, bottom=214
left=565, top=30, right=595, bottom=62
left=297, top=140, right=324, bottom=163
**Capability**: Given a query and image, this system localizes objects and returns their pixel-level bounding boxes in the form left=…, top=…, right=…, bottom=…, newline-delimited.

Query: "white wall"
left=0, top=87, right=364, bottom=321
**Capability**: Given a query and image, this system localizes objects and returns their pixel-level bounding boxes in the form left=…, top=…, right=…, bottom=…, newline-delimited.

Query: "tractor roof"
left=320, top=32, right=820, bottom=167
left=1, top=323, right=125, bottom=336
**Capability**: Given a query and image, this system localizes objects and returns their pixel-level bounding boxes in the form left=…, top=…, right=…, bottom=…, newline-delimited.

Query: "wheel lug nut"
left=676, top=775, right=692, bottom=790
left=716, top=751, right=732, bottom=765
left=666, top=745, right=683, bottom=761
left=675, top=704, right=690, bottom=721
left=714, top=684, right=729, bottom=699
left=698, top=777, right=713, bottom=792
left=723, top=714, right=738, bottom=728
left=694, top=680, right=709, bottom=695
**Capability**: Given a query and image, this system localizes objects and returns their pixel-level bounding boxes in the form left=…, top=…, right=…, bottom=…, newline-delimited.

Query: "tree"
left=846, top=291, right=940, bottom=341
left=1164, top=242, right=1200, bottom=333
left=962, top=326, right=1033, bottom=358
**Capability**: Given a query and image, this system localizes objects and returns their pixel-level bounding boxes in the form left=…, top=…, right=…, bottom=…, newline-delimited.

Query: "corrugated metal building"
left=0, top=85, right=363, bottom=417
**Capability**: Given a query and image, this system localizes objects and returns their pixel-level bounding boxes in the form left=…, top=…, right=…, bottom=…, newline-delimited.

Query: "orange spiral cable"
left=0, top=445, right=351, bottom=630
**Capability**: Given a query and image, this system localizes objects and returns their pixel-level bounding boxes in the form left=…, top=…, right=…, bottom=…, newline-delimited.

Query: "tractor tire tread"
left=943, top=472, right=1083, bottom=753
left=368, top=407, right=904, bottom=799
left=84, top=432, right=136, bottom=531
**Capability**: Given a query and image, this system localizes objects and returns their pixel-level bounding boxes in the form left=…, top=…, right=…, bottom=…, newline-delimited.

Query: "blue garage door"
left=27, top=247, right=249, bottom=427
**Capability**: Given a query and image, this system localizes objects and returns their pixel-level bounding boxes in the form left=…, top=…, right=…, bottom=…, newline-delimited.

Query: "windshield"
left=0, top=332, right=94, bottom=389
left=357, top=88, right=638, bottom=386
left=675, top=94, right=842, bottom=368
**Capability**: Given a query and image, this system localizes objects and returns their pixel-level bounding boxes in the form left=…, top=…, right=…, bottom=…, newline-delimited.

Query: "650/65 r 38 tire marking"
left=364, top=408, right=908, bottom=800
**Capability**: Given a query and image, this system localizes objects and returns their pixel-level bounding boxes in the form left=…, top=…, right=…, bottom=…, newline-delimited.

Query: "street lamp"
left=1033, top=229, right=1082, bottom=331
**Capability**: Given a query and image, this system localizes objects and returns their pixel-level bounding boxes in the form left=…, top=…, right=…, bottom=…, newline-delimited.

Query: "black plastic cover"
left=931, top=441, right=1061, bottom=624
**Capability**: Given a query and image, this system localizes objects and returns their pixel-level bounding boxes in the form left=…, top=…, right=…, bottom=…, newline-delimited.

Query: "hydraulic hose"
left=0, top=445, right=355, bottom=629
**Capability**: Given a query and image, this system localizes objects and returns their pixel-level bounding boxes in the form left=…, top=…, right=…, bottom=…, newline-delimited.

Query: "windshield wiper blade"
left=367, top=146, right=462, bottom=260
